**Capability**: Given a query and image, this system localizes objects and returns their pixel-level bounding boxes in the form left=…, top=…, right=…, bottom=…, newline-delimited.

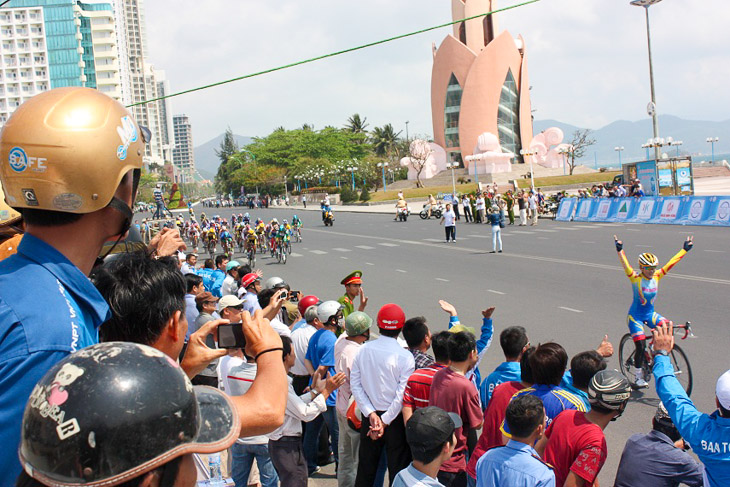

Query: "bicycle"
left=206, top=238, right=217, bottom=258
left=293, top=226, right=302, bottom=243
left=221, top=238, right=233, bottom=259
left=246, top=244, right=256, bottom=268
left=276, top=240, right=287, bottom=264
left=618, top=321, right=694, bottom=396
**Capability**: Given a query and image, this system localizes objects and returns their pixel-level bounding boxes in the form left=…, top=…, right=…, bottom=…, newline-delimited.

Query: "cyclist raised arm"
left=613, top=235, right=694, bottom=387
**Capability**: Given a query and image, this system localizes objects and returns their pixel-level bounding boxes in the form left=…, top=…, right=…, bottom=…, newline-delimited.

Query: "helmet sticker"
left=53, top=193, right=83, bottom=211
left=116, top=116, right=138, bottom=161
left=9, top=146, right=28, bottom=172
left=22, top=188, right=39, bottom=206
left=28, top=363, right=85, bottom=440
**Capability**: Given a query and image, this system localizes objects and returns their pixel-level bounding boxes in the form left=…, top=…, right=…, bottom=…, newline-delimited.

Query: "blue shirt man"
left=392, top=463, right=445, bottom=487
left=0, top=235, right=110, bottom=481
left=480, top=361, right=521, bottom=410
left=476, top=440, right=555, bottom=487
left=654, top=355, right=730, bottom=487
left=305, top=328, right=337, bottom=406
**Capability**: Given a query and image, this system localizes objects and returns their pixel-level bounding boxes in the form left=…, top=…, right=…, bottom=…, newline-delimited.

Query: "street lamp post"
left=668, top=139, right=683, bottom=157
left=519, top=148, right=538, bottom=191
left=446, top=162, right=458, bottom=197
left=405, top=121, right=409, bottom=143
left=347, top=166, right=355, bottom=190
left=614, top=146, right=625, bottom=166
left=706, top=137, right=719, bottom=163
left=631, top=0, right=664, bottom=163
left=377, top=162, right=389, bottom=192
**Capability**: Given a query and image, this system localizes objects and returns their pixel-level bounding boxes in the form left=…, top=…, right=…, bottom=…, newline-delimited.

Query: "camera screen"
left=218, top=323, right=246, bottom=349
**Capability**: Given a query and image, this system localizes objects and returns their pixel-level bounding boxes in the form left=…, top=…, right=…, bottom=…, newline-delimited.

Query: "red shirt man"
left=466, top=380, right=524, bottom=479
left=403, top=363, right=447, bottom=413
left=543, top=409, right=608, bottom=487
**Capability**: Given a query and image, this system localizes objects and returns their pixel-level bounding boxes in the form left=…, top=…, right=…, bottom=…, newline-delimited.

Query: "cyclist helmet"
left=377, top=303, right=406, bottom=330
left=587, top=369, right=631, bottom=417
left=247, top=229, right=255, bottom=235
left=317, top=300, right=343, bottom=327
left=272, top=218, right=278, bottom=224
left=298, top=294, right=320, bottom=316
left=293, top=215, right=298, bottom=220
left=283, top=219, right=288, bottom=224
left=19, top=342, right=239, bottom=486
left=0, top=87, right=145, bottom=223
left=244, top=212, right=249, bottom=218
left=638, top=252, right=659, bottom=267
left=264, top=276, right=287, bottom=290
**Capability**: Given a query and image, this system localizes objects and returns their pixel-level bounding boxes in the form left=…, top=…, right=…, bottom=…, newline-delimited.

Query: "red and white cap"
left=377, top=303, right=406, bottom=330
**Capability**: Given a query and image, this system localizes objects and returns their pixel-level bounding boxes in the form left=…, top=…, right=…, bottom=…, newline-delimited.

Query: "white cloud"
left=144, top=0, right=730, bottom=145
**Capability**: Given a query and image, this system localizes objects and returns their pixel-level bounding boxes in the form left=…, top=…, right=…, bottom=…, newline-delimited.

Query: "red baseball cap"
left=377, top=303, right=406, bottom=330
left=298, top=295, right=320, bottom=316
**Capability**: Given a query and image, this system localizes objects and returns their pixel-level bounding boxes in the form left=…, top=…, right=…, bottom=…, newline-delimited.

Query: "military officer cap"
left=341, top=270, right=363, bottom=286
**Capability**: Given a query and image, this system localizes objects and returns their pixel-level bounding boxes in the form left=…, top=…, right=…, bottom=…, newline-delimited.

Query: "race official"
left=338, top=270, right=368, bottom=317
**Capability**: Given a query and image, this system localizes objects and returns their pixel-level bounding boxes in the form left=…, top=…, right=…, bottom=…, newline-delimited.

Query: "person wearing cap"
left=652, top=322, right=730, bottom=486
left=351, top=303, right=415, bottom=487
left=428, top=332, right=483, bottom=487
left=209, top=254, right=229, bottom=297
left=0, top=87, right=187, bottom=480
left=303, top=301, right=345, bottom=476
left=335, top=311, right=373, bottom=487
left=475, top=394, right=555, bottom=487
left=269, top=336, right=346, bottom=487
left=541, top=370, right=631, bottom=487
left=338, top=270, right=368, bottom=318
left=241, top=272, right=263, bottom=315
left=221, top=260, right=241, bottom=297
left=392, top=406, right=461, bottom=487
left=17, top=342, right=241, bottom=487
left=614, top=402, right=703, bottom=487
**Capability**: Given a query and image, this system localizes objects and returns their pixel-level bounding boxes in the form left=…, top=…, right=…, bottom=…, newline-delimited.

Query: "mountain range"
left=192, top=115, right=729, bottom=179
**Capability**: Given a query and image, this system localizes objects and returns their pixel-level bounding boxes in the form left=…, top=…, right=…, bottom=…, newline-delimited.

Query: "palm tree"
left=345, top=113, right=369, bottom=134
left=370, top=124, right=401, bottom=158
left=300, top=123, right=314, bottom=132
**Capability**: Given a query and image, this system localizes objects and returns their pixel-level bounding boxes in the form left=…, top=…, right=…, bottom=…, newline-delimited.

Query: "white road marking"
left=355, top=245, right=375, bottom=250
left=290, top=252, right=303, bottom=257
left=366, top=262, right=375, bottom=266
left=600, top=223, right=623, bottom=227
left=512, top=231, right=534, bottom=235
left=625, top=228, right=640, bottom=232
left=379, top=243, right=399, bottom=247
left=424, top=238, right=444, bottom=242
left=559, top=306, right=583, bottom=313
left=538, top=237, right=549, bottom=240
left=340, top=256, right=349, bottom=260
left=533, top=229, right=557, bottom=233
left=488, top=289, right=505, bottom=295
left=581, top=241, right=596, bottom=244
left=332, top=247, right=351, bottom=252
left=309, top=250, right=327, bottom=255
left=396, top=269, right=407, bottom=273
left=435, top=278, right=450, bottom=282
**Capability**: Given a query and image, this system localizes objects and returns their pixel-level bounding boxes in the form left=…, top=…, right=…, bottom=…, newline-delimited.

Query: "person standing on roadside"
left=517, top=191, right=527, bottom=226
left=351, top=304, right=415, bottom=487
left=475, top=193, right=485, bottom=223
left=461, top=194, right=472, bottom=223
left=504, top=191, right=515, bottom=225
left=486, top=205, right=504, bottom=253
left=528, top=191, right=538, bottom=226
left=335, top=311, right=373, bottom=487
left=440, top=203, right=457, bottom=243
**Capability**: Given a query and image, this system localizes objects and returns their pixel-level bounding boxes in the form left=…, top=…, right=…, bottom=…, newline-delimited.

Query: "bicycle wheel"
left=668, top=344, right=693, bottom=397
left=618, top=334, right=636, bottom=385
left=281, top=248, right=287, bottom=264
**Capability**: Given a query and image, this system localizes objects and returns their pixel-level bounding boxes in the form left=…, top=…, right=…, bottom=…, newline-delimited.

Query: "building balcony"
left=95, top=61, right=119, bottom=72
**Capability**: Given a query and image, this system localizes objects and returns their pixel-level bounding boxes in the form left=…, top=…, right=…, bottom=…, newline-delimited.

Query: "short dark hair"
left=500, top=326, right=528, bottom=360
left=447, top=331, right=476, bottom=362
left=529, top=342, right=568, bottom=386
left=431, top=331, right=451, bottom=363
left=719, top=404, right=730, bottom=419
left=521, top=346, right=536, bottom=384
left=94, top=251, right=185, bottom=345
left=203, top=258, right=214, bottom=269
left=281, top=335, right=292, bottom=358
left=403, top=317, right=429, bottom=349
left=185, top=273, right=203, bottom=293
left=186, top=253, right=196, bottom=262
left=506, top=394, right=545, bottom=438
left=570, top=351, right=607, bottom=390
left=215, top=254, right=228, bottom=267
left=652, top=418, right=681, bottom=442
left=257, top=288, right=275, bottom=308
left=20, top=208, right=83, bottom=227
left=238, top=264, right=252, bottom=276
left=380, top=328, right=401, bottom=338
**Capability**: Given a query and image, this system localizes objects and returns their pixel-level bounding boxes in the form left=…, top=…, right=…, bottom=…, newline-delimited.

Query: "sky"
left=145, top=0, right=730, bottom=147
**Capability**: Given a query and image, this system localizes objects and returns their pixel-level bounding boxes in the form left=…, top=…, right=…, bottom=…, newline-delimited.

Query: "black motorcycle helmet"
left=19, top=342, right=240, bottom=486
left=587, top=369, right=631, bottom=420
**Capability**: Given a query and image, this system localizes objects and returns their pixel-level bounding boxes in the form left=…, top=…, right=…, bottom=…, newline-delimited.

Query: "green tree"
left=345, top=113, right=369, bottom=134
left=214, top=128, right=241, bottom=193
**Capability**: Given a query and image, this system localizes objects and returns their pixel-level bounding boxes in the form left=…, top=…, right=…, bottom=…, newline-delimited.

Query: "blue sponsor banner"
left=702, top=196, right=730, bottom=226
left=626, top=197, right=659, bottom=223
left=612, top=198, right=636, bottom=222
left=556, top=198, right=576, bottom=221
left=572, top=199, right=595, bottom=222
left=590, top=199, right=613, bottom=221
left=654, top=196, right=684, bottom=224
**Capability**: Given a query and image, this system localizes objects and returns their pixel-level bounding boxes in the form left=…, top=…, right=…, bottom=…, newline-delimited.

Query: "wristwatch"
left=653, top=349, right=669, bottom=357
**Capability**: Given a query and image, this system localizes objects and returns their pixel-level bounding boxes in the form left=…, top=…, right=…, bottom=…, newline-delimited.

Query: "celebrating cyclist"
left=614, top=234, right=693, bottom=387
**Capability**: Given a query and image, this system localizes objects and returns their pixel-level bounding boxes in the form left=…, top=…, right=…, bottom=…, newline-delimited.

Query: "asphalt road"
left=180, top=206, right=730, bottom=485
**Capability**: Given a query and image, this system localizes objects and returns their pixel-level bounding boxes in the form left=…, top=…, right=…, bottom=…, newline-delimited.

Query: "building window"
left=497, top=69, right=523, bottom=164
left=443, top=74, right=462, bottom=149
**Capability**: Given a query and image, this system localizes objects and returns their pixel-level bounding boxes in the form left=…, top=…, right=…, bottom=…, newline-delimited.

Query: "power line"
left=127, top=0, right=540, bottom=108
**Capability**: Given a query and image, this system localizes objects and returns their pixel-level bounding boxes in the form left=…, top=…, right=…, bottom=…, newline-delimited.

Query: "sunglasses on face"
left=228, top=305, right=244, bottom=311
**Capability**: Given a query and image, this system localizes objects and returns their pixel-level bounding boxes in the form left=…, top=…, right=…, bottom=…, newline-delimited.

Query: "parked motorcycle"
left=419, top=204, right=443, bottom=219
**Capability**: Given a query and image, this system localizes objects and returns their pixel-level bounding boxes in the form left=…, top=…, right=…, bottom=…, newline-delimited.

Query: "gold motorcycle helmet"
left=0, top=87, right=147, bottom=217
left=0, top=183, right=21, bottom=229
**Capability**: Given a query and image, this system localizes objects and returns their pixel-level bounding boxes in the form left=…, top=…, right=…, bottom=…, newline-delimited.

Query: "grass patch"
left=366, top=172, right=620, bottom=202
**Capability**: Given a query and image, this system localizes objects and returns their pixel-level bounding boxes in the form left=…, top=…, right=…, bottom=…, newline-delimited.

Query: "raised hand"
left=613, top=235, right=623, bottom=252
left=481, top=307, right=496, bottom=319
left=683, top=235, right=694, bottom=252
left=439, top=299, right=458, bottom=317
left=596, top=334, right=614, bottom=357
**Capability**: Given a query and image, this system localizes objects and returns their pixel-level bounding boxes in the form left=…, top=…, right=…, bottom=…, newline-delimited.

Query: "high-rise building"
left=0, top=0, right=124, bottom=125
left=155, top=69, right=174, bottom=162
left=172, top=114, right=195, bottom=183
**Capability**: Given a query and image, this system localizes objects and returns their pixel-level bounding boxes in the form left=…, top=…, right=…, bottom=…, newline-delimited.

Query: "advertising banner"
left=590, top=199, right=612, bottom=221
left=636, top=161, right=658, bottom=196
left=613, top=198, right=634, bottom=222
left=655, top=197, right=682, bottom=224
left=572, top=199, right=594, bottom=222
left=629, top=197, right=657, bottom=223
left=556, top=198, right=576, bottom=221
left=683, top=196, right=707, bottom=224
left=703, top=196, right=730, bottom=226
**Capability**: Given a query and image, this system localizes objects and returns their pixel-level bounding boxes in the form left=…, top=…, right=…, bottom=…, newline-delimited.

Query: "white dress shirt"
left=350, top=335, right=415, bottom=426
left=291, top=323, right=317, bottom=376
left=334, top=338, right=362, bottom=416
left=221, top=274, right=238, bottom=297
left=269, top=317, right=292, bottom=338
left=180, top=262, right=196, bottom=275
left=268, top=376, right=327, bottom=441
